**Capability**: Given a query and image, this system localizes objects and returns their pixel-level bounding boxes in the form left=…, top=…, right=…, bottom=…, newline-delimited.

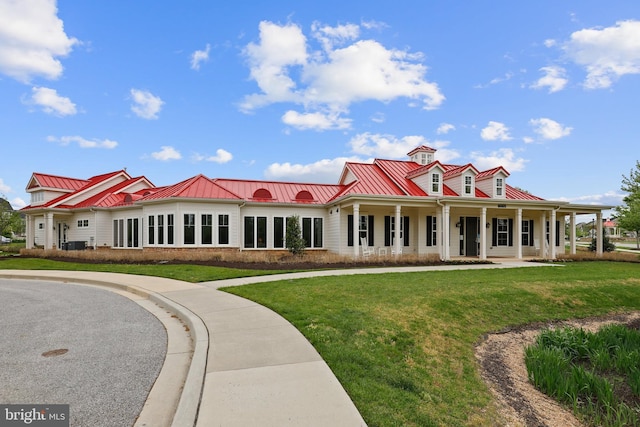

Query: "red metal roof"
left=214, top=177, right=343, bottom=204
left=142, top=175, right=242, bottom=201
left=406, top=145, right=437, bottom=156
left=373, top=160, right=428, bottom=196
left=27, top=173, right=88, bottom=191
left=476, top=166, right=510, bottom=180
left=505, top=184, right=544, bottom=201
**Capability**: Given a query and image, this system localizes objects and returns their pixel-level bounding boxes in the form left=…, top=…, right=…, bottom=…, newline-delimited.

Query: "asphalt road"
left=0, top=279, right=167, bottom=427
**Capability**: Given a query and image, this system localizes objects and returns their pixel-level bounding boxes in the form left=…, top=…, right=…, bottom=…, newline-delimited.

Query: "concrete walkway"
left=0, top=260, right=553, bottom=426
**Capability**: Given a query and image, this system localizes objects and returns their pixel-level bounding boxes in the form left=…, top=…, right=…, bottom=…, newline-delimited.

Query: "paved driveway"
left=0, top=279, right=167, bottom=427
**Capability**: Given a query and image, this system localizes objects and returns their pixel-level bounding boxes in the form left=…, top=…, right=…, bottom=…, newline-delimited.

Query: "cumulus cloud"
left=0, top=178, right=11, bottom=194
left=10, top=197, right=27, bottom=209
left=151, top=146, right=181, bottom=161
left=265, top=156, right=362, bottom=183
left=436, top=123, right=455, bottom=134
left=530, top=66, right=568, bottom=93
left=563, top=20, right=640, bottom=89
left=349, top=133, right=434, bottom=158
left=47, top=135, right=117, bottom=149
left=282, top=110, right=351, bottom=131
left=130, top=89, right=164, bottom=119
left=529, top=118, right=572, bottom=140
left=481, top=121, right=512, bottom=141
left=470, top=148, right=527, bottom=172
left=28, top=86, right=77, bottom=116
left=193, top=148, right=233, bottom=164
left=0, top=0, right=78, bottom=83
left=240, top=20, right=444, bottom=124
left=190, top=43, right=211, bottom=70
left=555, top=191, right=624, bottom=206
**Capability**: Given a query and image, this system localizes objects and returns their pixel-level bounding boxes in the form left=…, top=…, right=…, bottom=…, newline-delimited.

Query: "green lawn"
left=222, top=262, right=640, bottom=426
left=0, top=257, right=291, bottom=282
left=2, top=258, right=639, bottom=425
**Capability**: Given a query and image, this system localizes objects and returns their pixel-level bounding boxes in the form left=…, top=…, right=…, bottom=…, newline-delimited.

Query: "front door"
left=464, top=217, right=478, bottom=256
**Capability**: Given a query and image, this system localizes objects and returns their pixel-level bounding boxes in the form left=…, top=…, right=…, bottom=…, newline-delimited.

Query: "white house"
left=22, top=146, right=613, bottom=259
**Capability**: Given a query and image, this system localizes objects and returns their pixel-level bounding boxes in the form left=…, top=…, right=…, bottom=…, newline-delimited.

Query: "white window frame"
left=464, top=175, right=473, bottom=196
left=496, top=178, right=504, bottom=196
left=431, top=173, right=440, bottom=193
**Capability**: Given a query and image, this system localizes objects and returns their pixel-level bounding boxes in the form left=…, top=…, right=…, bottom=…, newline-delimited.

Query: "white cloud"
left=193, top=148, right=233, bottom=164
left=555, top=191, right=624, bottom=206
left=0, top=178, right=10, bottom=194
left=474, top=72, right=514, bottom=89
left=563, top=20, right=640, bottom=89
left=470, top=148, right=527, bottom=172
left=544, top=39, right=557, bottom=48
left=282, top=110, right=351, bottom=131
left=130, top=89, right=164, bottom=119
left=436, top=123, right=455, bottom=134
left=530, top=66, right=568, bottom=93
left=28, top=86, right=77, bottom=116
left=480, top=121, right=512, bottom=141
left=151, top=146, right=181, bottom=161
left=190, top=43, right=211, bottom=70
left=529, top=118, right=572, bottom=140
left=349, top=133, right=434, bottom=158
left=431, top=140, right=461, bottom=163
left=0, top=0, right=78, bottom=83
left=47, top=135, right=118, bottom=149
left=240, top=20, right=444, bottom=117
left=10, top=197, right=26, bottom=209
left=265, top=156, right=363, bottom=183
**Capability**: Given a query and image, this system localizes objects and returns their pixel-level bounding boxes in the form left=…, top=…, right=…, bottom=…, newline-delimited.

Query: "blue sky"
left=1, top=1, right=639, bottom=212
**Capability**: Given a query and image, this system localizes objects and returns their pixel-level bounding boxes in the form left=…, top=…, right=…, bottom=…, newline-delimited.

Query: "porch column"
left=550, top=209, right=557, bottom=259
left=540, top=212, right=546, bottom=258
left=394, top=205, right=401, bottom=256
left=442, top=204, right=451, bottom=260
left=596, top=212, right=603, bottom=256
left=25, top=215, right=33, bottom=249
left=570, top=212, right=577, bottom=254
left=44, top=212, right=54, bottom=250
left=353, top=204, right=360, bottom=258
left=479, top=207, right=487, bottom=260
left=516, top=208, right=523, bottom=259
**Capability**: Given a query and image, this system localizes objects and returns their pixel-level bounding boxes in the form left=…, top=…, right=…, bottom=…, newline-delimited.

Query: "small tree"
left=589, top=227, right=615, bottom=252
left=285, top=215, right=306, bottom=256
left=614, top=161, right=640, bottom=249
left=0, top=197, right=23, bottom=238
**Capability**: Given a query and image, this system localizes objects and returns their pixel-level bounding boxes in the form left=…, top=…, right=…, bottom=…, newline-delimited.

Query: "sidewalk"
left=0, top=261, right=553, bottom=426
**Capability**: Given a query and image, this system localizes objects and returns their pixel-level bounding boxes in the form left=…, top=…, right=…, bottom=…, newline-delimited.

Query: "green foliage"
left=525, top=324, right=640, bottom=426
left=0, top=197, right=23, bottom=238
left=589, top=228, right=616, bottom=252
left=285, top=215, right=306, bottom=256
left=615, top=161, right=640, bottom=248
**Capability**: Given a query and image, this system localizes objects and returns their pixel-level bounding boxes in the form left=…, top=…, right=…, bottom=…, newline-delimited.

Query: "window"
left=521, top=220, right=529, bottom=246
left=148, top=216, right=155, bottom=244
left=347, top=215, right=373, bottom=247
left=77, top=219, right=89, bottom=228
left=218, top=214, right=229, bottom=245
left=126, top=218, right=139, bottom=247
left=244, top=216, right=267, bottom=248
left=313, top=218, right=323, bottom=248
left=38, top=223, right=44, bottom=230
left=158, top=215, right=164, bottom=244
left=385, top=216, right=409, bottom=246
left=496, top=178, right=504, bottom=196
left=426, top=216, right=437, bottom=246
left=432, top=173, right=440, bottom=193
left=464, top=175, right=473, bottom=195
left=302, top=217, right=312, bottom=248
left=113, top=219, right=124, bottom=248
left=497, top=219, right=509, bottom=246
left=167, top=214, right=174, bottom=245
left=274, top=217, right=285, bottom=248
left=31, top=192, right=44, bottom=203
left=184, top=214, right=195, bottom=244
left=301, top=217, right=323, bottom=248
left=202, top=214, right=212, bottom=245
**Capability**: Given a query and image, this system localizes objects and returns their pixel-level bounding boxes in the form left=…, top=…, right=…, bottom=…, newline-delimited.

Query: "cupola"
left=407, top=145, right=437, bottom=165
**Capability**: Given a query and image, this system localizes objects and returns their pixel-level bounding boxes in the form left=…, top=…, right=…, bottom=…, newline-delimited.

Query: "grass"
left=221, top=262, right=640, bottom=426
left=0, top=257, right=292, bottom=282
left=525, top=324, right=640, bottom=426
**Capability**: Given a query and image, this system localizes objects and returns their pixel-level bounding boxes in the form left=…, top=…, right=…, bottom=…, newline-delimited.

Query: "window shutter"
left=529, top=220, right=535, bottom=246
left=368, top=215, right=374, bottom=247
left=347, top=215, right=353, bottom=246
left=426, top=216, right=433, bottom=246
left=508, top=218, right=514, bottom=247
left=555, top=220, right=560, bottom=247
left=403, top=217, right=410, bottom=246
left=492, top=218, right=497, bottom=246
left=384, top=216, right=391, bottom=246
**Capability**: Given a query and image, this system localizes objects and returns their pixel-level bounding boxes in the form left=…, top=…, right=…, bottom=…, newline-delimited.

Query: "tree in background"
left=285, top=215, right=306, bottom=256
left=0, top=197, right=23, bottom=238
left=614, top=161, right=640, bottom=249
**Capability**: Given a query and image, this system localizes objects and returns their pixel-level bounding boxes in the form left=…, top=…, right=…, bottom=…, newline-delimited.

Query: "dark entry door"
left=465, top=217, right=478, bottom=256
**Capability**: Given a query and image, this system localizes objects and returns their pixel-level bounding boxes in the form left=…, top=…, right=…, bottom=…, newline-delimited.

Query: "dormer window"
left=464, top=175, right=473, bottom=195
left=432, top=173, right=440, bottom=193
left=496, top=178, right=504, bottom=196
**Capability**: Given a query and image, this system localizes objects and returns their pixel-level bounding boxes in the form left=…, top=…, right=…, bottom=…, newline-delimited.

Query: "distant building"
left=22, top=146, right=613, bottom=259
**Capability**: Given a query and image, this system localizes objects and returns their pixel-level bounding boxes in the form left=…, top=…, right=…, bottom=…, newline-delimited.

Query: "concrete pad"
left=197, top=361, right=366, bottom=427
